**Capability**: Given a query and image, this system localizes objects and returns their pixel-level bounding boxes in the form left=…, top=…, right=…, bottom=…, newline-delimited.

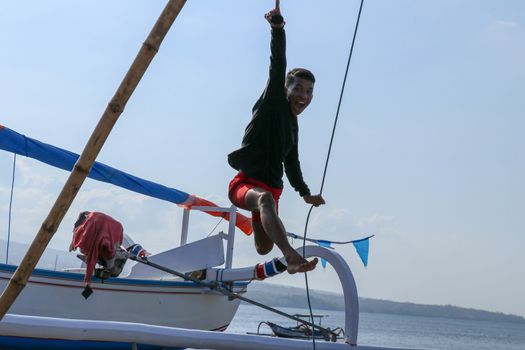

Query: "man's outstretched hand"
left=303, top=194, right=326, bottom=207
left=264, top=0, right=285, bottom=28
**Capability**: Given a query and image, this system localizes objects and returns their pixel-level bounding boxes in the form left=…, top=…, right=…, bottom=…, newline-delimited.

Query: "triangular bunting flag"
left=352, top=237, right=370, bottom=267
left=316, top=240, right=332, bottom=269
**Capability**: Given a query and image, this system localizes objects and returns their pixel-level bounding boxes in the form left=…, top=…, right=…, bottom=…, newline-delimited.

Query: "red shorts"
left=228, top=172, right=283, bottom=223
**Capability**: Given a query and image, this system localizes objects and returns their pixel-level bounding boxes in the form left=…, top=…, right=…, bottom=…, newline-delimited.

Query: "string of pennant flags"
left=287, top=232, right=374, bottom=268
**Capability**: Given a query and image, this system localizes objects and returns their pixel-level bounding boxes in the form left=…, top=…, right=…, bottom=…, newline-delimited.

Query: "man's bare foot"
left=285, top=250, right=318, bottom=274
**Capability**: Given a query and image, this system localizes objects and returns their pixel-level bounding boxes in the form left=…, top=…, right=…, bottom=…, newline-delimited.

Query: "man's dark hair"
left=285, top=68, right=315, bottom=88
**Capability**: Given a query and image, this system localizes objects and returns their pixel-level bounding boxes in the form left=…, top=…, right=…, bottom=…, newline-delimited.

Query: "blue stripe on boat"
left=0, top=335, right=185, bottom=350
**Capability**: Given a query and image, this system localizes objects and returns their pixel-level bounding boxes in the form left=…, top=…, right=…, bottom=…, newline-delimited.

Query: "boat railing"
left=180, top=204, right=238, bottom=269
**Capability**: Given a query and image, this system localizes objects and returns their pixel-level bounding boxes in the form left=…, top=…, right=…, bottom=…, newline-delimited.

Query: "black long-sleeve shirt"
left=228, top=28, right=311, bottom=197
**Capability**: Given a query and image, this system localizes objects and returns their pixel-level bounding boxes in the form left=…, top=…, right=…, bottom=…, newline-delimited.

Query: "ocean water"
left=225, top=304, right=525, bottom=350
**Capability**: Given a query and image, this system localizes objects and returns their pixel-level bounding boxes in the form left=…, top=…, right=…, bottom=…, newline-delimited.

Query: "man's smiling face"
left=286, top=77, right=314, bottom=117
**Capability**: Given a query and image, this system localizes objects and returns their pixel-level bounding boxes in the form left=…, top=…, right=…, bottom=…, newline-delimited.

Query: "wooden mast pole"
left=0, top=0, right=187, bottom=319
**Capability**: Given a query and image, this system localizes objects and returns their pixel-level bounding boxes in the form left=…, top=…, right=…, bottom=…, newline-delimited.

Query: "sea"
left=222, top=304, right=525, bottom=350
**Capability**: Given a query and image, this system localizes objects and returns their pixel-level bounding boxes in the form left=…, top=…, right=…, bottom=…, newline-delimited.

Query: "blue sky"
left=1, top=1, right=524, bottom=317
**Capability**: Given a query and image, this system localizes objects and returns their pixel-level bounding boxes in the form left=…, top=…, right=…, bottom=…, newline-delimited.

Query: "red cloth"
left=228, top=172, right=283, bottom=223
left=70, top=212, right=123, bottom=284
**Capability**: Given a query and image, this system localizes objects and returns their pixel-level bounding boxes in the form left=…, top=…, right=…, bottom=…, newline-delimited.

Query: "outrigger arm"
left=174, top=205, right=361, bottom=345
left=126, top=248, right=342, bottom=343
left=208, top=245, right=360, bottom=346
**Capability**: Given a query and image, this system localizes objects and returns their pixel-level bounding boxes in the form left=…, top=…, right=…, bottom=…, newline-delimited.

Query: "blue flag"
left=316, top=240, right=332, bottom=268
left=352, top=237, right=370, bottom=267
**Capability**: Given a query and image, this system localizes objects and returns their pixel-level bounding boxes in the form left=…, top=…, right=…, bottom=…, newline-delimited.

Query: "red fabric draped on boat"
left=70, top=212, right=123, bottom=284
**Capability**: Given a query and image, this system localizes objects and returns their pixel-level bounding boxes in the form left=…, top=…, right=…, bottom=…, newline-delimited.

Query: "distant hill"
left=244, top=282, right=525, bottom=324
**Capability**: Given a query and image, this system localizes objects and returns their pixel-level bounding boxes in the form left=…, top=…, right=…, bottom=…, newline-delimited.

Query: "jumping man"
left=228, top=0, right=325, bottom=274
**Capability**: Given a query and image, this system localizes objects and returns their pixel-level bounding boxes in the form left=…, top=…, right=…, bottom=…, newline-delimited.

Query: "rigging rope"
left=206, top=217, right=224, bottom=237
left=302, top=0, right=365, bottom=348
left=6, top=154, right=16, bottom=264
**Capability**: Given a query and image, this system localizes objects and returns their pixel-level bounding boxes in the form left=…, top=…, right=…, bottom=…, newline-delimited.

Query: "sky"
left=0, top=0, right=524, bottom=317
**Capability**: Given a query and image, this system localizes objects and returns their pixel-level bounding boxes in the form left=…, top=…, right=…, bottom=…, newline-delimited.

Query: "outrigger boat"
left=254, top=314, right=344, bottom=342
left=0, top=125, right=421, bottom=350
left=0, top=1, right=423, bottom=349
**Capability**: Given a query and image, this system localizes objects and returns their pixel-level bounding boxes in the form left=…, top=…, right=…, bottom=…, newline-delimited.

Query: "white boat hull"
left=0, top=263, right=246, bottom=331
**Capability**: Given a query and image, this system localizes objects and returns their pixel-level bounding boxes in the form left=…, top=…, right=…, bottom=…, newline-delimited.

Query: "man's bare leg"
left=252, top=221, right=273, bottom=255
left=244, top=188, right=318, bottom=274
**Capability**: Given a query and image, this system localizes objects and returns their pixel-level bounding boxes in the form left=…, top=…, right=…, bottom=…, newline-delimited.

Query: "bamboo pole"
left=0, top=0, right=187, bottom=319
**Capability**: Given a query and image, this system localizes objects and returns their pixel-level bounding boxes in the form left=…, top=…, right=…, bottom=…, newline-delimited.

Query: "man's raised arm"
left=264, top=0, right=287, bottom=96
left=264, top=0, right=285, bottom=29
